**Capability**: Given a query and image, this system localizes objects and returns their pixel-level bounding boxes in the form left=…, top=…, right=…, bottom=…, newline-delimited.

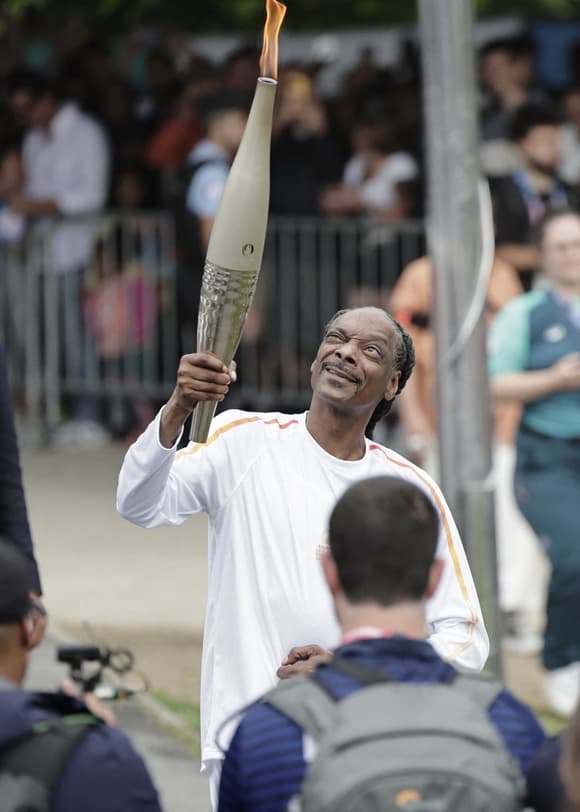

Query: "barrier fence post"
left=418, top=0, right=502, bottom=676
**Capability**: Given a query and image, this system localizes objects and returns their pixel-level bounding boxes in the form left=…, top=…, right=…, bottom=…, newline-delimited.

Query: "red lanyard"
left=340, top=626, right=395, bottom=645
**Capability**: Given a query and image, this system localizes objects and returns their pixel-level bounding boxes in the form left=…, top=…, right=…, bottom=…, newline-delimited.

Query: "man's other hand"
left=277, top=644, right=332, bottom=680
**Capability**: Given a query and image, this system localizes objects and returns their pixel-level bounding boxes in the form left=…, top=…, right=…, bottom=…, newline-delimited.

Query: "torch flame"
left=259, top=0, right=287, bottom=80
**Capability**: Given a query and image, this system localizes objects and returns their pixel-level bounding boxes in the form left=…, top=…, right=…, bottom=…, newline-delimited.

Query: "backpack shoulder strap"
left=452, top=672, right=503, bottom=710
left=0, top=713, right=100, bottom=794
left=263, top=676, right=338, bottom=742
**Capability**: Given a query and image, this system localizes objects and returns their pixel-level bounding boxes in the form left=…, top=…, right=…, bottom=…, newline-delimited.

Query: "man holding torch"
left=117, top=307, right=489, bottom=805
left=117, top=2, right=487, bottom=805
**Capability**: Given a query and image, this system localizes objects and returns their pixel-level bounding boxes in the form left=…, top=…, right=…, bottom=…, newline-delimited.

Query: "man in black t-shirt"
left=489, top=104, right=575, bottom=290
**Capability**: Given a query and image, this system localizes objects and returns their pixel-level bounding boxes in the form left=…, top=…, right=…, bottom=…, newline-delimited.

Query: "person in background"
left=222, top=46, right=259, bottom=94
left=561, top=702, right=580, bottom=810
left=134, top=48, right=179, bottom=139
left=0, top=342, right=45, bottom=646
left=7, top=70, right=111, bottom=447
left=390, top=253, right=546, bottom=652
left=320, top=115, right=417, bottom=222
left=146, top=60, right=220, bottom=172
left=489, top=209, right=580, bottom=718
left=269, top=66, right=343, bottom=216
left=174, top=90, right=249, bottom=354
left=0, top=130, right=24, bottom=243
left=490, top=104, right=573, bottom=290
left=558, top=86, right=580, bottom=187
left=480, top=36, right=545, bottom=142
left=0, top=540, right=162, bottom=811
left=218, top=476, right=546, bottom=812
left=99, top=74, right=146, bottom=165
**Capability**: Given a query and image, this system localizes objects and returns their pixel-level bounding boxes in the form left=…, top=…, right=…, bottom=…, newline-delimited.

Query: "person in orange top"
left=390, top=254, right=523, bottom=455
left=390, top=254, right=546, bottom=650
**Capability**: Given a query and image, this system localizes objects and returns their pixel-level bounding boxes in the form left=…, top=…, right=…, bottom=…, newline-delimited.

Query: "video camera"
left=57, top=643, right=147, bottom=700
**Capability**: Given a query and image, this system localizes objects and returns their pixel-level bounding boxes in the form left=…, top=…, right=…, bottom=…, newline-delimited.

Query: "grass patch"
left=153, top=691, right=201, bottom=754
left=533, top=705, right=568, bottom=736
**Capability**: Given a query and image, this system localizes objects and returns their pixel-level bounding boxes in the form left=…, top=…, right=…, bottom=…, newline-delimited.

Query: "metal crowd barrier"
left=0, top=213, right=425, bottom=441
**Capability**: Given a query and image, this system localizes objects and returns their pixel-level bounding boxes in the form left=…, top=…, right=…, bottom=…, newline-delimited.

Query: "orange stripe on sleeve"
left=369, top=445, right=477, bottom=660
left=175, top=416, right=299, bottom=461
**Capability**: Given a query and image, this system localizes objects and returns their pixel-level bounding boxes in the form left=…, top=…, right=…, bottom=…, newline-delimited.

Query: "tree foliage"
left=3, top=0, right=580, bottom=35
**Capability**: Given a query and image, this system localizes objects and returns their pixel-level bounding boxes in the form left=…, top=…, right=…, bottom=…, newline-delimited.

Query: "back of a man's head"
left=329, top=476, right=439, bottom=607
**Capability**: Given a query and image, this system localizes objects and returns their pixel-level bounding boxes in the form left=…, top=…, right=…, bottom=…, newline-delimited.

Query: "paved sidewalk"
left=26, top=636, right=210, bottom=812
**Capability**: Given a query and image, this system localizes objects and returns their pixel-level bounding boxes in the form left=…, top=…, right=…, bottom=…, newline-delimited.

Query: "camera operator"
left=0, top=540, right=162, bottom=811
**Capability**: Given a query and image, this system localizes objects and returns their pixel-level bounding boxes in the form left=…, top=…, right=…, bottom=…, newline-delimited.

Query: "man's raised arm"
left=116, top=352, right=235, bottom=528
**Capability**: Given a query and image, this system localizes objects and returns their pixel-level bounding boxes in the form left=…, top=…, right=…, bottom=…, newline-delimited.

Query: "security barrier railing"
left=0, top=213, right=425, bottom=441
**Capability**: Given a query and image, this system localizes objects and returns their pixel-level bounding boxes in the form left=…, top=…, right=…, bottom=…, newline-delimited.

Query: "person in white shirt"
left=117, top=306, right=489, bottom=808
left=320, top=116, right=417, bottom=221
left=7, top=72, right=110, bottom=442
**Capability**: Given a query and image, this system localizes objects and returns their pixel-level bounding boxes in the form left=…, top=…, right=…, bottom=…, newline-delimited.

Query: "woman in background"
left=490, top=209, right=580, bottom=718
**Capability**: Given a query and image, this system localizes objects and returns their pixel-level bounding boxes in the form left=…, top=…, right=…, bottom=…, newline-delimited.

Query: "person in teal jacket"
left=489, top=208, right=580, bottom=718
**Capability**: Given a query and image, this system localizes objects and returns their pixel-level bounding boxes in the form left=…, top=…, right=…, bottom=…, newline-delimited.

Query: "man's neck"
left=553, top=281, right=580, bottom=301
left=306, top=398, right=371, bottom=460
left=525, top=165, right=557, bottom=194
left=340, top=601, right=429, bottom=641
left=0, top=665, right=22, bottom=687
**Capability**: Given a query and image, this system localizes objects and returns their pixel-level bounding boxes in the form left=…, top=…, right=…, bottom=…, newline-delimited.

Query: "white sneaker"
left=545, top=663, right=580, bottom=718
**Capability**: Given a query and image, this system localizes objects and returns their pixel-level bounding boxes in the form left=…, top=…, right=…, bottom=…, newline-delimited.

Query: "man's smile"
left=322, top=363, right=361, bottom=384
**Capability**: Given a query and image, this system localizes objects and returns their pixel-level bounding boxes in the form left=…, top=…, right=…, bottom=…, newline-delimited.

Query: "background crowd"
left=1, top=28, right=580, bottom=432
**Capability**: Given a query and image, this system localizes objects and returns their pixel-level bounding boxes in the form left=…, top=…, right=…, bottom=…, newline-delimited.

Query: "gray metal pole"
left=418, top=0, right=502, bottom=676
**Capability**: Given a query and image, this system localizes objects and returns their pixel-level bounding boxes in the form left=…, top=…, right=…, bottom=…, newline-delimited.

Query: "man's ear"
left=384, top=370, right=401, bottom=402
left=19, top=616, right=33, bottom=651
left=321, top=549, right=341, bottom=599
left=426, top=559, right=445, bottom=600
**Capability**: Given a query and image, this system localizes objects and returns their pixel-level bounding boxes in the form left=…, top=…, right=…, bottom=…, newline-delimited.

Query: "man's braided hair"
left=325, top=309, right=416, bottom=440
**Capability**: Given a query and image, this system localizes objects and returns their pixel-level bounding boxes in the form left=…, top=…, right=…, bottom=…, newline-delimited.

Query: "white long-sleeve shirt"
left=117, top=409, right=489, bottom=767
left=23, top=102, right=110, bottom=272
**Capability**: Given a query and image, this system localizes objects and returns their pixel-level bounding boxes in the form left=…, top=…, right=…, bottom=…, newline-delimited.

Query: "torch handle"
left=189, top=260, right=259, bottom=443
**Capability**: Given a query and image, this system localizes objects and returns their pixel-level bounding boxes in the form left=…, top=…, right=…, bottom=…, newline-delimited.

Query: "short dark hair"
left=535, top=207, right=580, bottom=245
left=196, top=89, right=251, bottom=125
left=6, top=70, right=64, bottom=102
left=509, top=103, right=560, bottom=142
left=324, top=309, right=416, bottom=439
left=480, top=35, right=533, bottom=61
left=329, top=476, right=439, bottom=606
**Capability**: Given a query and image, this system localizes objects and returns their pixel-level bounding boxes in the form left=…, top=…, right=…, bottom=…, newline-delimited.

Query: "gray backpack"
left=265, top=658, right=526, bottom=812
left=0, top=713, right=98, bottom=812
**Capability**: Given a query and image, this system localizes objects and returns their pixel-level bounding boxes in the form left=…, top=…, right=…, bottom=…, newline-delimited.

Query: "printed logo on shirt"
left=543, top=323, right=567, bottom=343
left=395, top=789, right=422, bottom=807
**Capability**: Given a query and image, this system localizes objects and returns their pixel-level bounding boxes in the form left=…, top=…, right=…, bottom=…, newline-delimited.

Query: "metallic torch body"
left=190, top=77, right=277, bottom=442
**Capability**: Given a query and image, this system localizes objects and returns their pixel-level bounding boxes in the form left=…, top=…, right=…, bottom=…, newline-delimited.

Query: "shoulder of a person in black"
left=0, top=687, right=161, bottom=811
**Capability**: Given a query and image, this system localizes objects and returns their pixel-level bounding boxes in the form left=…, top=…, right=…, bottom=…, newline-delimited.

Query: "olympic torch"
left=190, top=0, right=287, bottom=442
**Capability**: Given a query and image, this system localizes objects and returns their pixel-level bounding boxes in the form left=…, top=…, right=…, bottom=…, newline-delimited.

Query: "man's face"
left=519, top=125, right=560, bottom=173
left=9, top=90, right=34, bottom=127
left=481, top=50, right=513, bottom=94
left=541, top=214, right=580, bottom=287
left=310, top=308, right=401, bottom=412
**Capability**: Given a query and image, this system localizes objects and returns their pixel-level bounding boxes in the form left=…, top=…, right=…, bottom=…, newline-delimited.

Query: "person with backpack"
left=218, top=476, right=547, bottom=812
left=0, top=539, right=162, bottom=812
